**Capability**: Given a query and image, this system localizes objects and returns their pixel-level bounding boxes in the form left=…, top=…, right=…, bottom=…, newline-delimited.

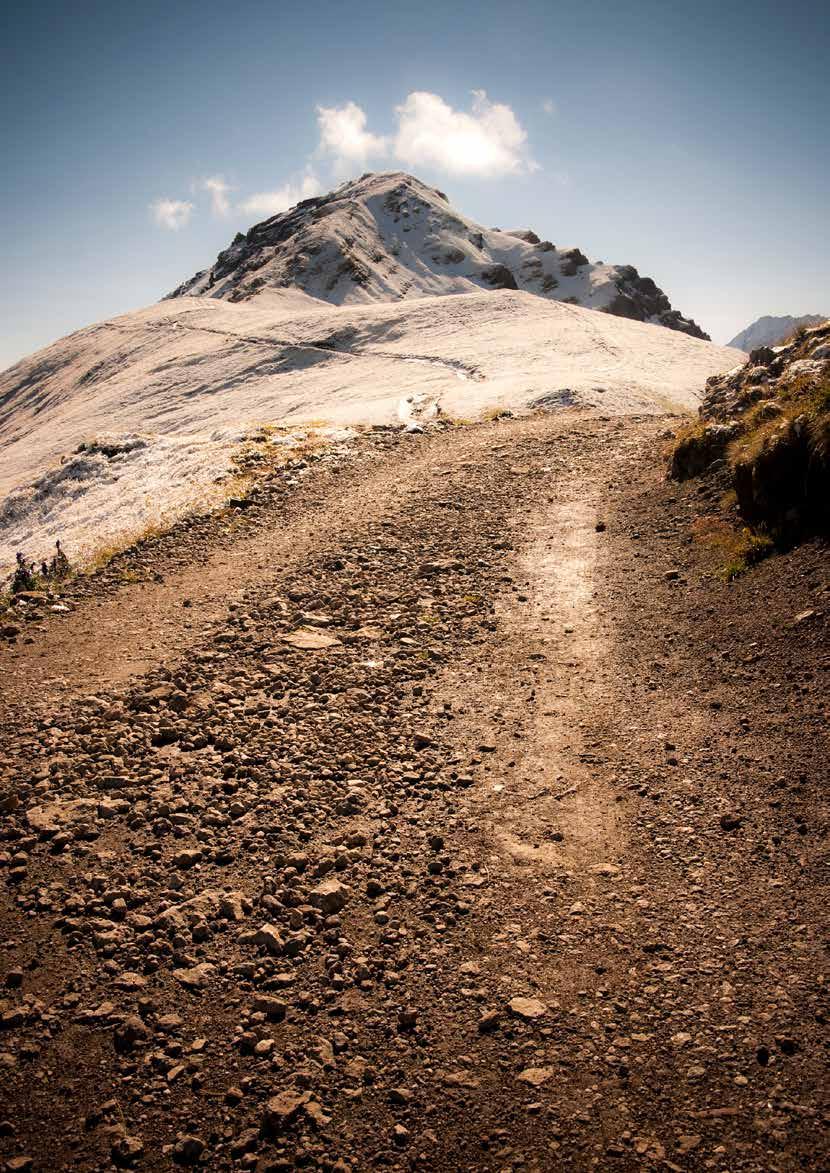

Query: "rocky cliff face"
left=671, top=320, right=830, bottom=538
left=169, top=172, right=710, bottom=339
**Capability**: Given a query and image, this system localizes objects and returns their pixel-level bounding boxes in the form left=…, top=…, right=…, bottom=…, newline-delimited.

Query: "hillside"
left=170, top=172, right=710, bottom=339
left=0, top=290, right=741, bottom=576
left=727, top=313, right=826, bottom=352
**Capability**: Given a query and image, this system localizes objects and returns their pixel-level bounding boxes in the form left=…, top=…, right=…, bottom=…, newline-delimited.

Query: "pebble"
left=508, top=997, right=547, bottom=1021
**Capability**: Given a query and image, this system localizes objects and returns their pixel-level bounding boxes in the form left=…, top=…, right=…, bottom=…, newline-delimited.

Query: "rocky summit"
left=169, top=172, right=710, bottom=339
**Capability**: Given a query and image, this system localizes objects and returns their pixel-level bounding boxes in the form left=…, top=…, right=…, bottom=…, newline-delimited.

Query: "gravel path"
left=0, top=414, right=827, bottom=1171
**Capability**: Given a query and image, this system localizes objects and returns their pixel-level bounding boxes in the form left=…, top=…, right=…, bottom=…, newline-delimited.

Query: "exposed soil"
left=0, top=413, right=827, bottom=1172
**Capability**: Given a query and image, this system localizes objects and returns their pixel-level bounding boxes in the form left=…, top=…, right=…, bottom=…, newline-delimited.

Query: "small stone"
left=113, top=1015, right=150, bottom=1054
left=517, top=1066, right=555, bottom=1087
left=155, top=1013, right=184, bottom=1033
left=397, top=1007, right=418, bottom=1032
left=262, top=1090, right=308, bottom=1133
left=173, top=963, right=215, bottom=989
left=719, top=813, right=742, bottom=832
left=229, top=1129, right=259, bottom=1158
left=114, top=971, right=147, bottom=990
left=392, top=1124, right=410, bottom=1145
left=111, top=1135, right=145, bottom=1166
left=282, top=629, right=342, bottom=650
left=310, top=878, right=348, bottom=915
left=478, top=1009, right=500, bottom=1033
left=508, top=997, right=547, bottom=1021
left=173, top=849, right=202, bottom=870
left=173, top=1135, right=205, bottom=1165
left=251, top=995, right=287, bottom=1021
left=252, top=923, right=284, bottom=954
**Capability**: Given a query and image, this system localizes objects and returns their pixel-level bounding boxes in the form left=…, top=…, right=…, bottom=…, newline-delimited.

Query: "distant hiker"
left=50, top=539, right=70, bottom=579
left=40, top=560, right=50, bottom=579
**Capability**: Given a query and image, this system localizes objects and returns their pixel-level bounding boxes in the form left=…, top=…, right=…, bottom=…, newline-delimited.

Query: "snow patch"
left=1, top=290, right=742, bottom=575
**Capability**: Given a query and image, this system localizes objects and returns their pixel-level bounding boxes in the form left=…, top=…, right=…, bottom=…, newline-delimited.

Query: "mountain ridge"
left=727, top=313, right=826, bottom=352
left=169, top=171, right=710, bottom=340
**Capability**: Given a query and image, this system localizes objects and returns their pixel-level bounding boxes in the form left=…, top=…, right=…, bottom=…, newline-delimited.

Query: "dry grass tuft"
left=691, top=515, right=773, bottom=581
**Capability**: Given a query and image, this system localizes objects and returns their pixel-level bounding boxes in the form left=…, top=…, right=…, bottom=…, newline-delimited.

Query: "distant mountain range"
left=170, top=171, right=710, bottom=340
left=727, top=314, right=827, bottom=352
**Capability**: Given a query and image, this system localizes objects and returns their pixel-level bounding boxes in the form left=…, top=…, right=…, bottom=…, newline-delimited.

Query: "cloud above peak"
left=315, top=91, right=535, bottom=179
left=394, top=90, right=536, bottom=177
left=316, top=101, right=387, bottom=175
left=239, top=171, right=322, bottom=219
left=202, top=175, right=232, bottom=217
left=150, top=198, right=193, bottom=230
left=149, top=89, right=536, bottom=232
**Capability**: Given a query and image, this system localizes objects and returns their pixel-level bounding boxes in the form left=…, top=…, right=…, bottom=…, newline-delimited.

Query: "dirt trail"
left=0, top=414, right=827, bottom=1172
left=0, top=433, right=440, bottom=707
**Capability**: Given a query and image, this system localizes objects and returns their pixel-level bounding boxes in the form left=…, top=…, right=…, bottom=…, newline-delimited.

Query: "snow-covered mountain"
left=727, top=314, right=826, bottom=352
left=0, top=292, right=742, bottom=575
left=170, top=172, right=710, bottom=340
left=0, top=171, right=744, bottom=575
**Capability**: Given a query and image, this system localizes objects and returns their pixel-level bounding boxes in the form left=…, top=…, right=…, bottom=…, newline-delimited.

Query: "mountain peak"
left=727, top=313, right=827, bottom=352
left=168, top=172, right=709, bottom=339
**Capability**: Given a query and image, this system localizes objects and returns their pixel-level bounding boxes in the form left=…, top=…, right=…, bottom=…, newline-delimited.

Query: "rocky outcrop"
left=479, top=263, right=518, bottom=290
left=669, top=422, right=738, bottom=479
left=610, top=265, right=709, bottom=340
left=168, top=172, right=710, bottom=339
left=670, top=319, right=830, bottom=539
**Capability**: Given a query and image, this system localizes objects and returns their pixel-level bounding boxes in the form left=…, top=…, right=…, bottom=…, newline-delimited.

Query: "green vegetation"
left=691, top=516, right=774, bottom=581
left=727, top=368, right=830, bottom=468
left=671, top=322, right=829, bottom=553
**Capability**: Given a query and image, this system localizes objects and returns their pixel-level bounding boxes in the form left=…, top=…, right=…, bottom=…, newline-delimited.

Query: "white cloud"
left=393, top=89, right=536, bottom=177
left=239, top=171, right=322, bottom=219
left=316, top=101, right=387, bottom=174
left=167, top=89, right=536, bottom=233
left=541, top=97, right=556, bottom=116
left=202, top=175, right=232, bottom=217
left=150, top=198, right=193, bottom=230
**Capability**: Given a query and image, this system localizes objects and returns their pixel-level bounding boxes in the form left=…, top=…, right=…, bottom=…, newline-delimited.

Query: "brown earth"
left=0, top=413, right=827, bottom=1172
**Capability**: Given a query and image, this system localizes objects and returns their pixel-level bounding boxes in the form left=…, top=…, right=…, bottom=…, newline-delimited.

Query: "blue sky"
left=1, top=0, right=828, bottom=367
